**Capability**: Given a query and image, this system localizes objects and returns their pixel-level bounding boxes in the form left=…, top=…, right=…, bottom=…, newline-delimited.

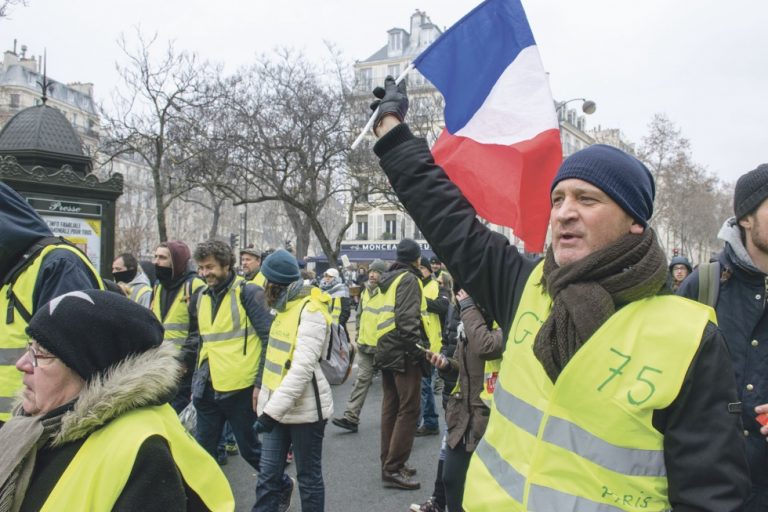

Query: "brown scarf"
left=533, top=229, right=668, bottom=382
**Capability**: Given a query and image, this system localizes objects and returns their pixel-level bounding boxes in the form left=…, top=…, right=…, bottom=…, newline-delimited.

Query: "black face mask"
left=155, top=265, right=173, bottom=283
left=112, top=268, right=137, bottom=284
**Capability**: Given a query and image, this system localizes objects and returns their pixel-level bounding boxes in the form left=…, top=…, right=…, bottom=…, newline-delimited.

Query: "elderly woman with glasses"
left=0, top=290, right=234, bottom=512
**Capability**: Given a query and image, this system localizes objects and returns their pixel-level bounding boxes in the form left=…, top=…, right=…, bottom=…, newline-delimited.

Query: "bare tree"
left=0, top=0, right=26, bottom=18
left=102, top=30, right=220, bottom=241
left=228, top=49, right=360, bottom=262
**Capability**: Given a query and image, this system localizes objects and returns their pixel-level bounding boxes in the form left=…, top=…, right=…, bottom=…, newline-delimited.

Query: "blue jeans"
left=193, top=383, right=261, bottom=471
left=217, top=421, right=236, bottom=459
left=254, top=420, right=326, bottom=512
left=420, top=369, right=439, bottom=430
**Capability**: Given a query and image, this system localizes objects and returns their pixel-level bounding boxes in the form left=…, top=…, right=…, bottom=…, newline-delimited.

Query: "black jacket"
left=374, top=124, right=750, bottom=511
left=678, top=218, right=768, bottom=492
left=373, top=264, right=425, bottom=373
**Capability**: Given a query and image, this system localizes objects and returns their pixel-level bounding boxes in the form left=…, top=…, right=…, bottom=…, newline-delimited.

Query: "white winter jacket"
left=258, top=306, right=333, bottom=424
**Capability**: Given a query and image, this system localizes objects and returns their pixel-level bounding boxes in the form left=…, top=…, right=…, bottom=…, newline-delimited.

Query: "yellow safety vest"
left=129, top=282, right=152, bottom=305
left=422, top=279, right=443, bottom=353
left=464, top=262, right=715, bottom=512
left=329, top=296, right=343, bottom=324
left=196, top=276, right=264, bottom=392
left=150, top=277, right=205, bottom=347
left=479, top=321, right=502, bottom=406
left=251, top=271, right=266, bottom=288
left=262, top=289, right=332, bottom=392
left=42, top=404, right=234, bottom=511
left=358, top=287, right=384, bottom=347
left=0, top=244, right=102, bottom=421
left=375, top=271, right=430, bottom=344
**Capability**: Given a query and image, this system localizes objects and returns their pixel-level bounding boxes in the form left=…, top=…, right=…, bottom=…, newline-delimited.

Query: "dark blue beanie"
left=550, top=144, right=655, bottom=227
left=261, top=249, right=300, bottom=285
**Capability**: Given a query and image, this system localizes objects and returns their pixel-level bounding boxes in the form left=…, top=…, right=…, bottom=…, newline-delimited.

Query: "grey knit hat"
left=734, top=164, right=768, bottom=220
left=369, top=259, right=388, bottom=273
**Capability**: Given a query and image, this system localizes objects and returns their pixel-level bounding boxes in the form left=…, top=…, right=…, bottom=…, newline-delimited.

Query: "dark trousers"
left=193, top=383, right=261, bottom=471
left=170, top=372, right=193, bottom=413
left=254, top=420, right=326, bottom=512
left=420, top=368, right=439, bottom=430
left=442, top=440, right=474, bottom=512
left=380, top=363, right=422, bottom=473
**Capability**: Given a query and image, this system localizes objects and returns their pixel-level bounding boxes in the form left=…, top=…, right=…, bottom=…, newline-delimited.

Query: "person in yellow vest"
left=370, top=81, right=750, bottom=510
left=332, top=258, right=389, bottom=433
left=240, top=247, right=266, bottom=287
left=374, top=239, right=429, bottom=491
left=112, top=252, right=152, bottom=308
left=189, top=240, right=272, bottom=502
left=254, top=249, right=333, bottom=511
left=319, top=267, right=351, bottom=330
left=417, top=257, right=449, bottom=437
left=0, top=182, right=103, bottom=424
left=150, top=240, right=205, bottom=413
left=0, top=289, right=233, bottom=511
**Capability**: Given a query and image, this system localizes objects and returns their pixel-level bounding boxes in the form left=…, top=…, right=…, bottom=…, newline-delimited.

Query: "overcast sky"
left=3, top=0, right=766, bottom=183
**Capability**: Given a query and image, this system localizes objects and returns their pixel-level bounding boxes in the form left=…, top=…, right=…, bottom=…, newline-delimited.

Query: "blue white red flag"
left=412, top=0, right=562, bottom=251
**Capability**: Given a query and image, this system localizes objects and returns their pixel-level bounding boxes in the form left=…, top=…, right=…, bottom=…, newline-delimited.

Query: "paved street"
left=223, top=321, right=443, bottom=511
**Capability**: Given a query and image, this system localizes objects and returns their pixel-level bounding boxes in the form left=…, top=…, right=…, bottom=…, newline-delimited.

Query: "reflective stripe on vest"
left=463, top=262, right=715, bottom=512
left=41, top=404, right=234, bottom=511
left=358, top=287, right=385, bottom=347
left=262, top=293, right=331, bottom=392
left=196, top=276, right=263, bottom=392
left=129, top=283, right=151, bottom=304
left=375, top=272, right=429, bottom=342
left=0, top=244, right=102, bottom=421
left=329, top=297, right=343, bottom=324
left=151, top=278, right=204, bottom=345
left=422, top=279, right=442, bottom=353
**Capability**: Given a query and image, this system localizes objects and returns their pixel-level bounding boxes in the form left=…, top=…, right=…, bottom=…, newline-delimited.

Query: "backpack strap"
left=697, top=261, right=721, bottom=308
left=2, top=236, right=68, bottom=286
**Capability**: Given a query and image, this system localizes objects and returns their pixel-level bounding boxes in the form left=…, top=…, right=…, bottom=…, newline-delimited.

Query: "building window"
left=388, top=64, right=400, bottom=78
left=384, top=214, right=397, bottom=240
left=389, top=32, right=402, bottom=51
left=413, top=224, right=423, bottom=239
left=10, top=94, right=20, bottom=108
left=356, top=215, right=368, bottom=240
left=359, top=68, right=372, bottom=91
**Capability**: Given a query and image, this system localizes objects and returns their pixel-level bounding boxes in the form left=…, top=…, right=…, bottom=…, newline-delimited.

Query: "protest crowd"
left=1, top=3, right=767, bottom=512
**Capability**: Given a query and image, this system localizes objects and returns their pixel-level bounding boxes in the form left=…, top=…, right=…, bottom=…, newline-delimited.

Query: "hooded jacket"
left=678, top=217, right=768, bottom=492
left=126, top=270, right=152, bottom=308
left=18, top=343, right=228, bottom=511
left=0, top=182, right=101, bottom=311
left=373, top=264, right=425, bottom=373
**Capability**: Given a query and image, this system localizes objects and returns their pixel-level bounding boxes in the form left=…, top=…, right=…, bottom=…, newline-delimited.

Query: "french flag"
left=412, top=0, right=562, bottom=252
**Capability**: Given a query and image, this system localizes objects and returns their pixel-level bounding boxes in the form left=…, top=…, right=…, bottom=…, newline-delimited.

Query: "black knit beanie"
left=26, top=290, right=164, bottom=382
left=734, top=164, right=768, bottom=220
left=396, top=238, right=421, bottom=263
left=551, top=144, right=655, bottom=227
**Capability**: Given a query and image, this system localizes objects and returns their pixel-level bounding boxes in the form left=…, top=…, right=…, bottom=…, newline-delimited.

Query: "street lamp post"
left=556, top=98, right=597, bottom=115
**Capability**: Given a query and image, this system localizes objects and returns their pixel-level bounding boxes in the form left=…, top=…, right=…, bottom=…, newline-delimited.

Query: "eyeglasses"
left=26, top=343, right=58, bottom=367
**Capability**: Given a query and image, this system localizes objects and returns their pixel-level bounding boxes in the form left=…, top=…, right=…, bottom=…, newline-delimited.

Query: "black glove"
left=370, top=75, right=408, bottom=130
left=254, top=413, right=277, bottom=434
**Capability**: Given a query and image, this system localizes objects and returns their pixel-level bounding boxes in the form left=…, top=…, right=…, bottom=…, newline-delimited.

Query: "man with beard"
left=366, top=77, right=749, bottom=510
left=112, top=252, right=152, bottom=307
left=678, top=164, right=768, bottom=511
left=190, top=240, right=273, bottom=502
left=0, top=182, right=103, bottom=423
left=241, top=246, right=266, bottom=287
left=150, top=240, right=205, bottom=412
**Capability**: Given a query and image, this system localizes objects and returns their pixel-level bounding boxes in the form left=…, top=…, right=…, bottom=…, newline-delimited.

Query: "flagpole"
left=350, top=63, right=415, bottom=150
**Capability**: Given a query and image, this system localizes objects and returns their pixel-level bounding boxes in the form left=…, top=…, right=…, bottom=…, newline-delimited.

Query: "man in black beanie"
left=678, top=163, right=768, bottom=510
left=366, top=77, right=749, bottom=509
left=374, top=239, right=428, bottom=490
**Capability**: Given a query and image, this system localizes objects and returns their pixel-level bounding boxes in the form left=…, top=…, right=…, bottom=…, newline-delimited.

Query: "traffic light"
left=229, top=233, right=240, bottom=248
